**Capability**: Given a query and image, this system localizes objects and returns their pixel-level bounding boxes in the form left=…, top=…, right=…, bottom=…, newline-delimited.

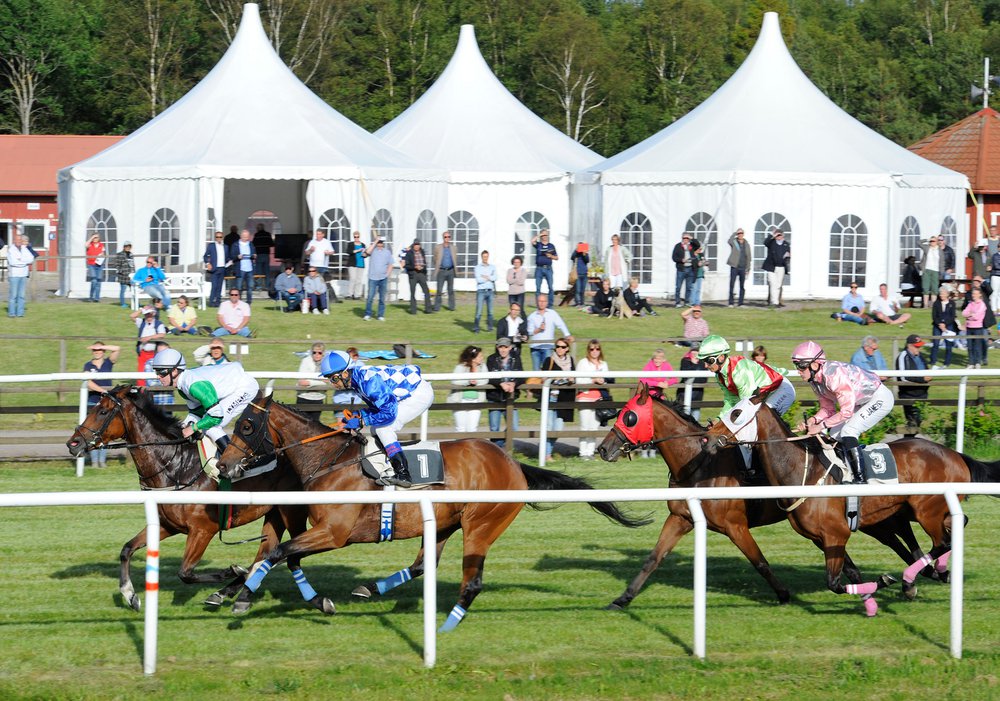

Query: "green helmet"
left=696, top=335, right=731, bottom=359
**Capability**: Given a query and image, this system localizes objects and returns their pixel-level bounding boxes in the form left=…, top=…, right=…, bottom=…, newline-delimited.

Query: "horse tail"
left=960, top=453, right=1000, bottom=487
left=517, top=462, right=652, bottom=528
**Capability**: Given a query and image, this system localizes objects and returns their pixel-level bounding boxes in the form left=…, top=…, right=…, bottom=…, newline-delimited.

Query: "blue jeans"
left=88, top=264, right=103, bottom=301
left=474, top=288, right=494, bottom=331
left=280, top=290, right=302, bottom=311
left=728, top=267, right=746, bottom=305
left=674, top=267, right=694, bottom=305
left=488, top=408, right=519, bottom=448
left=508, top=292, right=524, bottom=309
left=366, top=277, right=387, bottom=318
left=930, top=335, right=954, bottom=366
left=236, top=270, right=254, bottom=304
left=535, top=266, right=554, bottom=306
left=530, top=346, right=551, bottom=370
left=208, top=270, right=226, bottom=306
left=546, top=410, right=563, bottom=457
left=690, top=277, right=703, bottom=306
left=142, top=283, right=170, bottom=307
left=837, top=312, right=867, bottom=325
left=573, top=275, right=588, bottom=306
left=212, top=327, right=251, bottom=337
left=967, top=327, right=988, bottom=365
left=119, top=283, right=129, bottom=306
left=7, top=275, right=27, bottom=317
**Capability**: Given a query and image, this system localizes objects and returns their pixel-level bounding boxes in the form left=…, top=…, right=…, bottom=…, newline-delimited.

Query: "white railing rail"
left=0, top=482, right=986, bottom=673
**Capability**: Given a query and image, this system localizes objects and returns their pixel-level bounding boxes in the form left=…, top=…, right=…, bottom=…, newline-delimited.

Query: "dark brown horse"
left=215, top=395, right=648, bottom=630
left=597, top=384, right=939, bottom=609
left=66, top=385, right=308, bottom=611
left=703, top=394, right=1000, bottom=614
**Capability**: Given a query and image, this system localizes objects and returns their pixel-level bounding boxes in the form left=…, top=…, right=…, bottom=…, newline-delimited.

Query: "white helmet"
left=149, top=348, right=186, bottom=371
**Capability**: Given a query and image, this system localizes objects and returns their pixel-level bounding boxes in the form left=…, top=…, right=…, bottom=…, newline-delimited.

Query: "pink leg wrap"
left=903, top=554, right=933, bottom=584
left=935, top=552, right=951, bottom=573
left=862, top=595, right=879, bottom=617
left=845, top=582, right=878, bottom=595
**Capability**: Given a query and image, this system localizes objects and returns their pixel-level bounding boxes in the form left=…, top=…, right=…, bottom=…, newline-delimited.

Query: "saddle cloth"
left=360, top=441, right=446, bottom=489
left=818, top=441, right=899, bottom=485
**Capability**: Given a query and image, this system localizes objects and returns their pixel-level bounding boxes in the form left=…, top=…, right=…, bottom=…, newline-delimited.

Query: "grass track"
left=1, top=459, right=1000, bottom=700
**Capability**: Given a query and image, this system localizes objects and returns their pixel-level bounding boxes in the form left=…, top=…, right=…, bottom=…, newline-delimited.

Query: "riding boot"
left=842, top=437, right=865, bottom=483
left=384, top=452, right=413, bottom=488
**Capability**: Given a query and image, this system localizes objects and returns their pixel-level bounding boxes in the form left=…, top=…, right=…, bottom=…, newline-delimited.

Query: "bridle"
left=73, top=388, right=191, bottom=451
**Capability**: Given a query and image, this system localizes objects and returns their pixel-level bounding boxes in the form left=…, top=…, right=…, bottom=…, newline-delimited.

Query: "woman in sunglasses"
left=790, top=341, right=894, bottom=483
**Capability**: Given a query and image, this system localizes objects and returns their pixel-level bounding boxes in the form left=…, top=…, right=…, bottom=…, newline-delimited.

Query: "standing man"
left=6, top=230, right=36, bottom=318
left=114, top=241, right=135, bottom=308
left=363, top=237, right=394, bottom=321
left=403, top=239, right=432, bottom=314
left=433, top=230, right=456, bottom=311
left=305, top=228, right=336, bottom=276
left=968, top=238, right=990, bottom=279
left=727, top=228, right=751, bottom=307
left=940, top=236, right=956, bottom=281
left=346, top=231, right=366, bottom=300
left=252, top=223, right=274, bottom=290
left=896, top=334, right=931, bottom=433
left=132, top=256, right=170, bottom=307
left=203, top=230, right=230, bottom=307
left=486, top=337, right=524, bottom=448
left=763, top=228, right=790, bottom=308
left=671, top=232, right=696, bottom=307
left=570, top=243, right=590, bottom=306
left=230, top=229, right=256, bottom=304
left=473, top=249, right=497, bottom=333
left=224, top=225, right=239, bottom=249
left=920, top=236, right=942, bottom=307
left=212, top=289, right=253, bottom=337
left=526, top=295, right=573, bottom=370
left=530, top=228, right=557, bottom=306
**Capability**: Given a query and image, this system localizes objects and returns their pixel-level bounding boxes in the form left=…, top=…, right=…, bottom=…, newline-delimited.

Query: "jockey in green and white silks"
left=148, top=348, right=259, bottom=452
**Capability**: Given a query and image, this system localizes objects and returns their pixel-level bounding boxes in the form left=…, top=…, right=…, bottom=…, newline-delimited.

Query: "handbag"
left=568, top=267, right=578, bottom=285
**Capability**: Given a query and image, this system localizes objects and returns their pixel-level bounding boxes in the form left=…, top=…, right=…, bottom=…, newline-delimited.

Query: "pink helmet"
left=791, top=341, right=826, bottom=364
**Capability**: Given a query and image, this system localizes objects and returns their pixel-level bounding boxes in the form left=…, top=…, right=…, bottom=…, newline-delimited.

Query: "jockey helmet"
left=149, top=348, right=186, bottom=371
left=791, top=341, right=827, bottom=368
left=696, top=335, right=731, bottom=360
left=319, top=350, right=351, bottom=378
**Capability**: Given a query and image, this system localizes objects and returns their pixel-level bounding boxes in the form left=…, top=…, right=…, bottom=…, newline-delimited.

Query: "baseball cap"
left=906, top=334, right=924, bottom=347
left=122, top=241, right=132, bottom=247
left=140, top=306, right=156, bottom=315
left=495, top=337, right=513, bottom=347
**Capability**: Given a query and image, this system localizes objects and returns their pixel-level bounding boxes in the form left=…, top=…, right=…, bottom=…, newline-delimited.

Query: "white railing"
left=0, top=482, right=983, bottom=674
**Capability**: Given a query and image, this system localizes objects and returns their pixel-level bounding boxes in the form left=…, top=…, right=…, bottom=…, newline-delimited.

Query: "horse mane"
left=767, top=403, right=827, bottom=453
left=654, top=397, right=703, bottom=429
left=125, top=385, right=185, bottom=439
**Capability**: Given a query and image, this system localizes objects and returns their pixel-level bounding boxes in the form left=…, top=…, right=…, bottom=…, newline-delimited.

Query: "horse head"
left=597, top=384, right=654, bottom=462
left=702, top=394, right=767, bottom=455
left=66, top=384, right=136, bottom=457
left=217, top=395, right=277, bottom=480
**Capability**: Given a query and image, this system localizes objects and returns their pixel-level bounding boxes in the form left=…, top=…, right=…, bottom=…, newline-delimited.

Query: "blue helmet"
left=319, top=350, right=351, bottom=377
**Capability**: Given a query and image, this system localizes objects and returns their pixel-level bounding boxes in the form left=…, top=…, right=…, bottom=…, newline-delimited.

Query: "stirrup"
left=380, top=471, right=412, bottom=488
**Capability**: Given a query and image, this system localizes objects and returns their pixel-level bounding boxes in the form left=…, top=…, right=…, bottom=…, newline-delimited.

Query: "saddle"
left=817, top=441, right=899, bottom=486
left=360, top=441, right=446, bottom=489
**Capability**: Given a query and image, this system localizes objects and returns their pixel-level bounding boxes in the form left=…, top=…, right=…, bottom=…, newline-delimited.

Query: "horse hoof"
left=310, top=595, right=335, bottom=615
left=128, top=595, right=141, bottom=612
left=351, top=583, right=376, bottom=600
left=605, top=600, right=626, bottom=611
left=938, top=570, right=950, bottom=584
left=231, top=564, right=249, bottom=577
left=877, top=574, right=898, bottom=590
left=777, top=590, right=791, bottom=605
left=902, top=581, right=918, bottom=601
left=232, top=601, right=252, bottom=615
left=204, top=592, right=225, bottom=607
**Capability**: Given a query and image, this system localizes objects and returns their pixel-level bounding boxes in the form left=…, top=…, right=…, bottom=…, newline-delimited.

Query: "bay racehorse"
left=703, top=395, right=1000, bottom=614
left=596, top=384, right=941, bottom=608
left=215, top=395, right=649, bottom=630
left=66, top=385, right=308, bottom=611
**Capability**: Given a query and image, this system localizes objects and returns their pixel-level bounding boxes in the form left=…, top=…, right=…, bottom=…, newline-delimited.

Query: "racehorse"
left=66, top=384, right=308, bottom=611
left=703, top=394, right=1000, bottom=614
left=596, top=384, right=937, bottom=609
left=215, top=395, right=649, bottom=630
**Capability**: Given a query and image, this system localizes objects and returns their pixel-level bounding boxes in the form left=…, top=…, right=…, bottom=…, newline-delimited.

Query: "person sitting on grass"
left=586, top=278, right=614, bottom=316
left=212, top=289, right=255, bottom=337
left=623, top=278, right=656, bottom=316
left=869, top=283, right=911, bottom=326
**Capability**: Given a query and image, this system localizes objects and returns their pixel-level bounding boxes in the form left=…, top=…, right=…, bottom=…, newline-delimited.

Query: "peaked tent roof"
left=908, top=108, right=1000, bottom=193
left=60, top=3, right=439, bottom=182
left=376, top=24, right=602, bottom=182
left=592, top=12, right=966, bottom=189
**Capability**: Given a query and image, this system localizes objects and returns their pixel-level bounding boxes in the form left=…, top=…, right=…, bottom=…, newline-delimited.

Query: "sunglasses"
left=229, top=293, right=240, bottom=296
left=154, top=368, right=173, bottom=378
left=589, top=346, right=601, bottom=351
left=555, top=344, right=569, bottom=349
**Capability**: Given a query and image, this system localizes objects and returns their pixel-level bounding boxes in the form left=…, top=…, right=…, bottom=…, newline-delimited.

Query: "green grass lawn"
left=0, top=459, right=999, bottom=700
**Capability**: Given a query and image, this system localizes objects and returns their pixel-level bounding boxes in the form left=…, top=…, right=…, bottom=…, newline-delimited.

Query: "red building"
left=909, top=108, right=1000, bottom=272
left=0, top=135, right=123, bottom=270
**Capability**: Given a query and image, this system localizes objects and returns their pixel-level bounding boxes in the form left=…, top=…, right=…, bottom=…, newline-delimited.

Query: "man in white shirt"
left=6, top=231, right=36, bottom=318
left=305, top=229, right=336, bottom=274
left=526, top=295, right=573, bottom=370
left=212, top=289, right=254, bottom=337
left=869, top=283, right=911, bottom=326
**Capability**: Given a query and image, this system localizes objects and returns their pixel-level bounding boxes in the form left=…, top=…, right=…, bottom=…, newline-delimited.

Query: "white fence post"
left=143, top=498, right=161, bottom=675
left=688, top=497, right=707, bottom=659
left=420, top=497, right=437, bottom=668
left=76, top=381, right=88, bottom=477
left=944, top=491, right=965, bottom=660
left=538, top=383, right=551, bottom=466
left=956, top=376, right=968, bottom=453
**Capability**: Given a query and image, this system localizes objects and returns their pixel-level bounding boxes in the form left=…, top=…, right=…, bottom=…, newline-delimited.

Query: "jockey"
left=148, top=347, right=259, bottom=454
left=697, top=334, right=796, bottom=476
left=319, top=350, right=434, bottom=488
left=791, top=340, right=894, bottom=483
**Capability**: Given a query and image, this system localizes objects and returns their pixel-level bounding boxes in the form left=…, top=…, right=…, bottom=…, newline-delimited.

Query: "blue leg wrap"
left=244, top=559, right=272, bottom=593
left=376, top=567, right=412, bottom=595
left=291, top=568, right=317, bottom=601
left=439, top=604, right=467, bottom=632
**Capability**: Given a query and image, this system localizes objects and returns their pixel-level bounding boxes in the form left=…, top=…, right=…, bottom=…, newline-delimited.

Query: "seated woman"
left=586, top=278, right=614, bottom=316
left=623, top=278, right=656, bottom=316
left=639, top=348, right=678, bottom=399
left=303, top=267, right=329, bottom=315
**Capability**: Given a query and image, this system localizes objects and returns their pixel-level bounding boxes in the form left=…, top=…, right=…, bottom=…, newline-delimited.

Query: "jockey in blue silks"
left=319, top=350, right=434, bottom=487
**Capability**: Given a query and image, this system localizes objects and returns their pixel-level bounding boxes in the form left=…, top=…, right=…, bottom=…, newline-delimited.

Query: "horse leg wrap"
left=244, top=559, right=273, bottom=593
left=862, top=594, right=878, bottom=617
left=935, top=552, right=951, bottom=573
left=439, top=604, right=467, bottom=632
left=904, top=554, right=933, bottom=584
left=376, top=567, right=412, bottom=596
left=291, top=568, right=317, bottom=601
left=845, top=582, right=878, bottom=596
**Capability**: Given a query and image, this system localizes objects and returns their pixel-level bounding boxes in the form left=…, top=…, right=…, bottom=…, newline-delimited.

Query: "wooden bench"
left=132, top=272, right=209, bottom=311
left=899, top=287, right=924, bottom=308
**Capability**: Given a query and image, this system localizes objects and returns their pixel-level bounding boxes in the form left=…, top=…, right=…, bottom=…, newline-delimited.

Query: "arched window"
left=753, top=213, right=792, bottom=286
left=829, top=214, right=868, bottom=287
left=899, top=216, right=921, bottom=277
left=940, top=216, right=957, bottom=251
left=205, top=208, right=217, bottom=244
left=149, top=208, right=179, bottom=268
left=619, top=212, right=652, bottom=284
left=684, top=212, right=718, bottom=271
left=515, top=211, right=549, bottom=268
left=416, top=210, right=437, bottom=273
left=87, top=208, right=118, bottom=281
left=319, top=208, right=351, bottom=277
left=447, top=210, right=480, bottom=277
left=371, top=209, right=394, bottom=250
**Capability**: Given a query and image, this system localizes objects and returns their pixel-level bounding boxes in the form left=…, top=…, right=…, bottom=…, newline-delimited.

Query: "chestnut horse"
left=215, top=395, right=649, bottom=630
left=703, top=395, right=1000, bottom=614
left=66, top=385, right=308, bottom=611
left=597, top=384, right=940, bottom=608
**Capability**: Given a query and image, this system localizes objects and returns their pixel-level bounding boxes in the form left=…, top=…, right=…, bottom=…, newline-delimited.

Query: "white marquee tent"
left=590, top=11, right=969, bottom=301
left=58, top=2, right=445, bottom=299
left=376, top=24, right=602, bottom=293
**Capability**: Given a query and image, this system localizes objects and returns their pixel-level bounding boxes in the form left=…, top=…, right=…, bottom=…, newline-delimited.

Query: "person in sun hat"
left=896, top=334, right=931, bottom=433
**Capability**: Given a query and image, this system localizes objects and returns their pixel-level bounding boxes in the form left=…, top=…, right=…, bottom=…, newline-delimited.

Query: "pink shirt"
left=962, top=299, right=986, bottom=328
left=810, top=360, right=882, bottom=427
left=640, top=359, right=678, bottom=390
left=218, top=300, right=251, bottom=327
